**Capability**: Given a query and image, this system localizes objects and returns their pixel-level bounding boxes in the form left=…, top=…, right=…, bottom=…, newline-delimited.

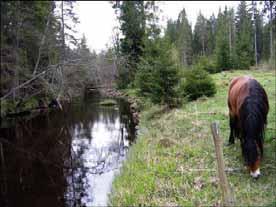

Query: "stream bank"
left=108, top=70, right=276, bottom=206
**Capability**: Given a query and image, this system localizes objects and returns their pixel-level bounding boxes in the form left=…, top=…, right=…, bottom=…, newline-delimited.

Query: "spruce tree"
left=215, top=8, right=231, bottom=70
left=193, top=12, right=208, bottom=58
left=135, top=38, right=180, bottom=106
left=165, top=19, right=178, bottom=44
left=235, top=1, right=254, bottom=69
left=206, top=14, right=216, bottom=56
left=112, top=1, right=146, bottom=88
left=176, top=8, right=193, bottom=66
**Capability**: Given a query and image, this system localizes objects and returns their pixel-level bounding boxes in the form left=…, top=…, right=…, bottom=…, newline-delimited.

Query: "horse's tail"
left=239, top=79, right=269, bottom=165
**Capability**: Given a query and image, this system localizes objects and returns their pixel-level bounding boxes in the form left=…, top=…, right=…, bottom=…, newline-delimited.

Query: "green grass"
left=109, top=70, right=276, bottom=206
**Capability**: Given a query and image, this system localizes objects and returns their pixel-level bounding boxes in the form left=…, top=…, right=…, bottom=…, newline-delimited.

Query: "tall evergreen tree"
left=206, top=14, right=216, bottom=55
left=262, top=22, right=271, bottom=61
left=112, top=1, right=146, bottom=88
left=176, top=8, right=193, bottom=66
left=251, top=1, right=266, bottom=65
left=227, top=7, right=235, bottom=64
left=262, top=0, right=276, bottom=66
left=215, top=8, right=231, bottom=70
left=235, top=1, right=254, bottom=69
left=193, top=12, right=208, bottom=57
left=135, top=38, right=180, bottom=106
left=165, top=19, right=178, bottom=44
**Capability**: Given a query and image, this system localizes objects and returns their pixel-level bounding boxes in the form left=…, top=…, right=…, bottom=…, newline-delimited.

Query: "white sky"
left=74, top=1, right=251, bottom=53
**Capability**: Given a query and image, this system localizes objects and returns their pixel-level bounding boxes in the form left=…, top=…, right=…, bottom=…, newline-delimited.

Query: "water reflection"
left=0, top=98, right=136, bottom=207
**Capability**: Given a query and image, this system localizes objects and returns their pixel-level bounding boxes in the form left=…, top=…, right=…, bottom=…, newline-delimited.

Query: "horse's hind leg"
left=256, top=136, right=264, bottom=158
left=227, top=115, right=236, bottom=145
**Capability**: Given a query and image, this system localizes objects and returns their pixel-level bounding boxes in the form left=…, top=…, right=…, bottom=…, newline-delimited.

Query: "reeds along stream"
left=0, top=97, right=137, bottom=207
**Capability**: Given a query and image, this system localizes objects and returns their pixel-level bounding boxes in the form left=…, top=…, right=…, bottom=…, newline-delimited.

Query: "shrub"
left=195, top=56, right=218, bottom=74
left=181, top=68, right=216, bottom=101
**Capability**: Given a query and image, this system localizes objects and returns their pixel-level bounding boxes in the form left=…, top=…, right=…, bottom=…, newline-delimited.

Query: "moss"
left=23, top=97, right=38, bottom=110
left=0, top=99, right=16, bottom=116
left=99, top=99, right=117, bottom=106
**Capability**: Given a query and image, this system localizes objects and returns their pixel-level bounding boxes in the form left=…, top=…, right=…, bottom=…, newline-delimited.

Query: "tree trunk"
left=33, top=9, right=52, bottom=75
left=229, top=15, right=232, bottom=57
left=13, top=1, right=21, bottom=101
left=253, top=1, right=258, bottom=66
left=58, top=1, right=65, bottom=99
left=254, top=24, right=258, bottom=66
left=61, top=1, right=65, bottom=61
left=269, top=4, right=273, bottom=64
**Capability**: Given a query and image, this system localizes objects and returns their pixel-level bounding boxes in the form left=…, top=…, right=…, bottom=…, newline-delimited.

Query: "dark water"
left=0, top=97, right=136, bottom=207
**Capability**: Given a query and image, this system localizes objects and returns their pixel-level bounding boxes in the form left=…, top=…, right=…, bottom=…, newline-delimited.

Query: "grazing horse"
left=227, top=76, right=269, bottom=178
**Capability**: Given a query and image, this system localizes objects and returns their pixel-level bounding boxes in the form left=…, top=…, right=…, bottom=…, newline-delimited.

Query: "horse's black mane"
left=239, top=79, right=269, bottom=166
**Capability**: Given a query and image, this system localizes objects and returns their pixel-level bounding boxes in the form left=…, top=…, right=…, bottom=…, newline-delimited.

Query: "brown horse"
left=227, top=76, right=269, bottom=178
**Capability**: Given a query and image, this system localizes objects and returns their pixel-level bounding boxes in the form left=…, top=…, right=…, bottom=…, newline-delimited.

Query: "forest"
left=1, top=1, right=275, bottom=114
left=0, top=1, right=276, bottom=207
left=1, top=1, right=116, bottom=116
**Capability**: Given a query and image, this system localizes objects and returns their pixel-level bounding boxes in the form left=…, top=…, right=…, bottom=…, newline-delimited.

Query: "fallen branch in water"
left=0, top=59, right=81, bottom=101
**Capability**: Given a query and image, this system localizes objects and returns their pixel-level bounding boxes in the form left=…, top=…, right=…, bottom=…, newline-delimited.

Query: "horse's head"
left=248, top=158, right=261, bottom=179
left=243, top=140, right=262, bottom=179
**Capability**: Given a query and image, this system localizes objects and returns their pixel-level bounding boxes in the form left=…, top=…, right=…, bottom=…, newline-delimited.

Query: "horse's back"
left=228, top=76, right=252, bottom=117
left=247, top=78, right=269, bottom=115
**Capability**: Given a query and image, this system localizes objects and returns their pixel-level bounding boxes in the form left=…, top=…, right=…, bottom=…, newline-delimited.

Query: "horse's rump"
left=228, top=76, right=252, bottom=118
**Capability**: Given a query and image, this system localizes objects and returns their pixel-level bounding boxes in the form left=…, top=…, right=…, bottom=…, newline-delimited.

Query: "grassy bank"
left=109, top=70, right=276, bottom=206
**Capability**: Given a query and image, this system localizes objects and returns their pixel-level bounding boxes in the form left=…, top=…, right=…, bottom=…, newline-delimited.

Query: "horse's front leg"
left=227, top=115, right=236, bottom=146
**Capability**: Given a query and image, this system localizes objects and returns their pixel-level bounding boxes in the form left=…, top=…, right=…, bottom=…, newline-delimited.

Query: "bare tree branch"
left=1, top=60, right=81, bottom=101
left=32, top=9, right=52, bottom=76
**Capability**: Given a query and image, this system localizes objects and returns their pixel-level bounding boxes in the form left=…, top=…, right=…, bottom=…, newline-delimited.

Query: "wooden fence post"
left=211, top=122, right=235, bottom=206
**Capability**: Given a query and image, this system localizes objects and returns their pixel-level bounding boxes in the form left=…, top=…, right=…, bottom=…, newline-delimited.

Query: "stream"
left=0, top=97, right=137, bottom=207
